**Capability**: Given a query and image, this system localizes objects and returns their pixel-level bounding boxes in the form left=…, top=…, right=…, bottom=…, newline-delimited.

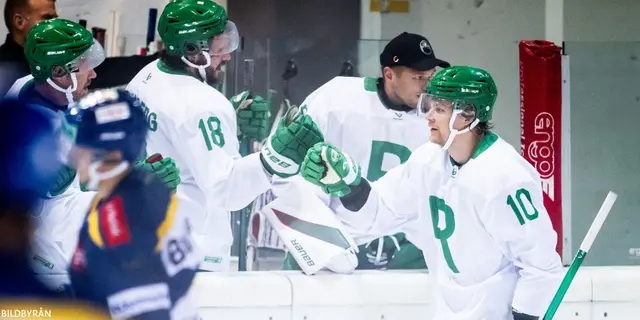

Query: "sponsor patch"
left=94, top=102, right=131, bottom=124
left=100, top=196, right=131, bottom=247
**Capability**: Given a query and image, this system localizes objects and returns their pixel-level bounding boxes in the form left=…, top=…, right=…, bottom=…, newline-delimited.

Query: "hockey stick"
left=243, top=60, right=299, bottom=270
left=542, top=191, right=618, bottom=319
left=237, top=59, right=256, bottom=272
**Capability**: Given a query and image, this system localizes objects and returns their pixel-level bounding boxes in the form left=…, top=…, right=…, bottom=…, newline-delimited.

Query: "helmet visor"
left=417, top=93, right=453, bottom=117
left=65, top=39, right=106, bottom=75
left=417, top=93, right=476, bottom=118
left=207, top=21, right=240, bottom=56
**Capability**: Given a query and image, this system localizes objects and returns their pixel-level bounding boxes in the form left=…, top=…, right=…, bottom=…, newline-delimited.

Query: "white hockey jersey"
left=336, top=133, right=563, bottom=319
left=126, top=60, right=272, bottom=271
left=304, top=76, right=429, bottom=181
left=273, top=76, right=430, bottom=245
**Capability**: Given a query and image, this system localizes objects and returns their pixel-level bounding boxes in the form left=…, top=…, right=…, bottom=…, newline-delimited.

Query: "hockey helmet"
left=158, top=0, right=239, bottom=57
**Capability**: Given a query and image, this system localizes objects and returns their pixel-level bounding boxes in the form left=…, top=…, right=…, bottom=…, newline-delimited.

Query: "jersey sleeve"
left=479, top=179, right=564, bottom=317
left=174, top=93, right=272, bottom=211
left=334, top=151, right=421, bottom=238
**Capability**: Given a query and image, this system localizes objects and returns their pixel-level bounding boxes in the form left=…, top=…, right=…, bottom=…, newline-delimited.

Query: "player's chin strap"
left=85, top=161, right=130, bottom=190
left=46, top=73, right=78, bottom=106
left=442, top=110, right=480, bottom=150
left=181, top=52, right=211, bottom=83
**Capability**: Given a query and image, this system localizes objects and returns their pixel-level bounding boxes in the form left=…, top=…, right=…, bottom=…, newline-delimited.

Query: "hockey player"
left=0, top=98, right=109, bottom=318
left=300, top=66, right=563, bottom=319
left=66, top=89, right=200, bottom=320
left=280, top=32, right=450, bottom=271
left=127, top=0, right=324, bottom=271
left=6, top=18, right=181, bottom=280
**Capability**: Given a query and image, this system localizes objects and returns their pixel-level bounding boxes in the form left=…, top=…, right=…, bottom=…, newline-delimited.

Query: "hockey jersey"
left=337, top=133, right=564, bottom=319
left=126, top=60, right=271, bottom=271
left=69, top=168, right=199, bottom=320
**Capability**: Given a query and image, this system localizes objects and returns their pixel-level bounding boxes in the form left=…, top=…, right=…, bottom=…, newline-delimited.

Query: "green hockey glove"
left=231, top=90, right=272, bottom=141
left=301, top=142, right=361, bottom=197
left=135, top=154, right=181, bottom=192
left=260, top=106, right=324, bottom=178
left=46, top=165, right=77, bottom=198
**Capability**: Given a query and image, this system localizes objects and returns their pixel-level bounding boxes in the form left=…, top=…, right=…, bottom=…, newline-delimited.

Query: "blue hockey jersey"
left=69, top=168, right=199, bottom=320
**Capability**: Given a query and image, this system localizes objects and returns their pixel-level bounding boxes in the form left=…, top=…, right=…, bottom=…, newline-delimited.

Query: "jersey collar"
left=471, top=132, right=498, bottom=159
left=448, top=132, right=498, bottom=172
left=364, top=77, right=414, bottom=113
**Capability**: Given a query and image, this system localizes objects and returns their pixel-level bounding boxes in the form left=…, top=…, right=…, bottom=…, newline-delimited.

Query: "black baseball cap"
left=380, top=32, right=450, bottom=71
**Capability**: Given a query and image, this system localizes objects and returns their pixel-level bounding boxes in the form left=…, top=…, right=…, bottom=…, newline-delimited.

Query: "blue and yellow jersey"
left=69, top=168, right=199, bottom=320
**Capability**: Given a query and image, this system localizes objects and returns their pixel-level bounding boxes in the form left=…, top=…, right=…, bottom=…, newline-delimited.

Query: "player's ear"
left=382, top=66, right=394, bottom=81
left=13, top=12, right=27, bottom=32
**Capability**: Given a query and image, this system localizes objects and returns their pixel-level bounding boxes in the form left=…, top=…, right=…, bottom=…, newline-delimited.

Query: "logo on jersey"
left=33, top=254, right=54, bottom=270
left=419, top=40, right=433, bottom=55
left=100, top=196, right=131, bottom=247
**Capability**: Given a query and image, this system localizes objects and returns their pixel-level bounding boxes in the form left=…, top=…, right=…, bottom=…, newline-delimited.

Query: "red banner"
left=519, top=40, right=563, bottom=257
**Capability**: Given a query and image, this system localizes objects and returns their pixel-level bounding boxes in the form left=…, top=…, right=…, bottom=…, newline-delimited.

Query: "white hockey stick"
left=543, top=191, right=618, bottom=319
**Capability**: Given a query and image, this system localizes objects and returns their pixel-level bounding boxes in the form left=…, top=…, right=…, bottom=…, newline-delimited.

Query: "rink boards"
left=39, top=266, right=640, bottom=319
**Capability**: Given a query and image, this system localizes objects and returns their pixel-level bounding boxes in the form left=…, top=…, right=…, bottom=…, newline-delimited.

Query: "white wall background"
left=360, top=0, right=640, bottom=146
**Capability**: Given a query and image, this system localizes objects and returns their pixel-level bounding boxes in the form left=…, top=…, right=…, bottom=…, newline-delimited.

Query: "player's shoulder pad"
left=183, top=82, right=231, bottom=114
left=407, top=142, right=442, bottom=165
left=96, top=169, right=173, bottom=250
left=467, top=136, right=541, bottom=195
left=302, top=76, right=368, bottom=115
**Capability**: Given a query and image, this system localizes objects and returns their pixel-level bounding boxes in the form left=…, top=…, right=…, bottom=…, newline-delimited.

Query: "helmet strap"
left=442, top=110, right=480, bottom=150
left=46, top=73, right=78, bottom=106
left=86, top=160, right=130, bottom=191
left=181, top=52, right=211, bottom=83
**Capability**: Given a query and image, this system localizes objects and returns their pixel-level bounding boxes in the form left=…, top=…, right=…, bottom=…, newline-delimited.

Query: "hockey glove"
left=45, top=165, right=77, bottom=198
left=231, top=90, right=272, bottom=141
left=260, top=106, right=324, bottom=178
left=301, top=142, right=361, bottom=197
left=135, top=154, right=181, bottom=192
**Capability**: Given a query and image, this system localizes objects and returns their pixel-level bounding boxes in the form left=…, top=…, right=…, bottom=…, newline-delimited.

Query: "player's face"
left=73, top=68, right=97, bottom=100
left=51, top=66, right=97, bottom=102
left=423, top=97, right=471, bottom=146
left=13, top=0, right=57, bottom=36
left=205, top=24, right=238, bottom=85
left=390, top=67, right=436, bottom=107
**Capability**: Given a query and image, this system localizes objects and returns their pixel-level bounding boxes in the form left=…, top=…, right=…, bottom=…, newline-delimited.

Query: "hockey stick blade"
left=543, top=191, right=618, bottom=319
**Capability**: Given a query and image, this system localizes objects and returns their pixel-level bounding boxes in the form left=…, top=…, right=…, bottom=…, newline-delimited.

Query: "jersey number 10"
left=506, top=188, right=539, bottom=225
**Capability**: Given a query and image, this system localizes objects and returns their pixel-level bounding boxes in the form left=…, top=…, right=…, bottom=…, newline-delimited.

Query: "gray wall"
left=565, top=41, right=640, bottom=265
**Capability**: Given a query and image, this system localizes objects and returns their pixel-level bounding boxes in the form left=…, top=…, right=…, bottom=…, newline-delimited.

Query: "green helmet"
left=158, top=0, right=238, bottom=57
left=25, top=18, right=104, bottom=81
left=425, top=66, right=498, bottom=122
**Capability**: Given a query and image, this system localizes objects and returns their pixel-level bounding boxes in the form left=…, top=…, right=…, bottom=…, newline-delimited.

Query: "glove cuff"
left=259, top=139, right=300, bottom=178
